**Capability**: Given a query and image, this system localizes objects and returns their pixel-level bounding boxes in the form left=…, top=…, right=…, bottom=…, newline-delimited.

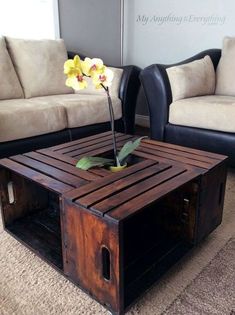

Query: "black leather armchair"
left=140, top=49, right=235, bottom=166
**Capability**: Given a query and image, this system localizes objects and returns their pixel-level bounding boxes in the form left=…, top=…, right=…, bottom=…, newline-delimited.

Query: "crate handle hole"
left=102, top=246, right=111, bottom=281
left=219, top=183, right=224, bottom=205
left=7, top=182, right=15, bottom=204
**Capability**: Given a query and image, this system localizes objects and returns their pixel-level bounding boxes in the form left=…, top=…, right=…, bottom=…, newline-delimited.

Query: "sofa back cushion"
left=0, top=37, right=24, bottom=100
left=6, top=37, right=72, bottom=98
left=166, top=56, right=215, bottom=102
left=215, top=37, right=235, bottom=96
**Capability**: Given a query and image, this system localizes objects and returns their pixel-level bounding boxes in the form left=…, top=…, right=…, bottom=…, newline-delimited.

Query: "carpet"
left=0, top=169, right=235, bottom=315
left=164, top=237, right=235, bottom=315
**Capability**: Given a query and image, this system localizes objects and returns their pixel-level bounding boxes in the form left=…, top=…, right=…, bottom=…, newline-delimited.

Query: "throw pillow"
left=0, top=37, right=24, bottom=100
left=215, top=36, right=235, bottom=96
left=166, top=55, right=215, bottom=102
left=6, top=37, right=72, bottom=98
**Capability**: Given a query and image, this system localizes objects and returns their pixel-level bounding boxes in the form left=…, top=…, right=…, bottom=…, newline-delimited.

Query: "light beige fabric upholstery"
left=216, top=37, right=235, bottom=96
left=0, top=99, right=67, bottom=142
left=75, top=67, right=123, bottom=97
left=0, top=37, right=24, bottom=100
left=33, top=94, right=122, bottom=128
left=169, top=95, right=235, bottom=133
left=167, top=56, right=215, bottom=102
left=6, top=37, right=72, bottom=98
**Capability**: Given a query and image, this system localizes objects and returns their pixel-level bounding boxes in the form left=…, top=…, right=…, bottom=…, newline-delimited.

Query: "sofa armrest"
left=140, top=49, right=221, bottom=140
left=119, top=65, right=141, bottom=134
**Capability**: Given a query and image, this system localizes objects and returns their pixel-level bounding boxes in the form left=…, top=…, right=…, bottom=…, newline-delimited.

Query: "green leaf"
left=76, top=156, right=114, bottom=170
left=118, top=137, right=146, bottom=164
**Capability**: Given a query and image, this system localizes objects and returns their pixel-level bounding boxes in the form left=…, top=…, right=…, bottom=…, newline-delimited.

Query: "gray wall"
left=124, top=0, right=235, bottom=116
left=58, top=0, right=121, bottom=66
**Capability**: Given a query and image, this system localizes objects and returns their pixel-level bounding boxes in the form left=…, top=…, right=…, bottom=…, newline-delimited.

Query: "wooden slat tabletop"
left=0, top=131, right=227, bottom=201
left=70, top=160, right=199, bottom=220
left=0, top=158, right=74, bottom=194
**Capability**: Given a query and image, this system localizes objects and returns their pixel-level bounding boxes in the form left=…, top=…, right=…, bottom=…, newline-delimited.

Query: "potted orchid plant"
left=64, top=55, right=143, bottom=171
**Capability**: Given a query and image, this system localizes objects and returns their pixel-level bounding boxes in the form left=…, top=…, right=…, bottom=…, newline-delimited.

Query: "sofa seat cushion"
left=0, top=99, right=67, bottom=143
left=169, top=95, right=235, bottom=133
left=33, top=94, right=122, bottom=128
left=6, top=37, right=72, bottom=98
left=0, top=37, right=24, bottom=100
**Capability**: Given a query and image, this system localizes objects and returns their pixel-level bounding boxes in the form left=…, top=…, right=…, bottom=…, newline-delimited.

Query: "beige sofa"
left=0, top=37, right=140, bottom=158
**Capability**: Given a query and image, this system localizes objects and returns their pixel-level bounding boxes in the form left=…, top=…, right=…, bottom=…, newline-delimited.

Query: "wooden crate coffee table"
left=0, top=131, right=228, bottom=314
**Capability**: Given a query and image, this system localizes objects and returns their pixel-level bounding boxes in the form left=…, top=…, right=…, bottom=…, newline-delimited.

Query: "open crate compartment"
left=122, top=181, right=198, bottom=309
left=0, top=167, right=63, bottom=270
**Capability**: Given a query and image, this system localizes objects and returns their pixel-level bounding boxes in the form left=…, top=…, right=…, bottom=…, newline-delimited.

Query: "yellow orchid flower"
left=65, top=75, right=87, bottom=90
left=92, top=67, right=114, bottom=89
left=64, top=55, right=82, bottom=77
left=81, top=57, right=105, bottom=77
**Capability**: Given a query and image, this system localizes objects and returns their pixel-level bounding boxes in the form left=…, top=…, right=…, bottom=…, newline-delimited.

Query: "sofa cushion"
left=33, top=94, right=122, bottom=128
left=0, top=99, right=67, bottom=142
left=216, top=37, right=235, bottom=96
left=169, top=95, right=235, bottom=133
left=166, top=56, right=215, bottom=102
left=6, top=37, right=72, bottom=98
left=0, top=37, right=24, bottom=100
left=75, top=67, right=123, bottom=97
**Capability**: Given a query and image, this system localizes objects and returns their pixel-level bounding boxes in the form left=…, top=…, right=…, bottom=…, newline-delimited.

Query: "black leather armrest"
left=140, top=49, right=221, bottom=140
left=119, top=65, right=141, bottom=134
left=67, top=50, right=87, bottom=60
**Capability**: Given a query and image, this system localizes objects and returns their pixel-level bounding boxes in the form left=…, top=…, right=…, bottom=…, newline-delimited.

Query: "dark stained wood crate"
left=62, top=161, right=201, bottom=314
left=0, top=131, right=228, bottom=315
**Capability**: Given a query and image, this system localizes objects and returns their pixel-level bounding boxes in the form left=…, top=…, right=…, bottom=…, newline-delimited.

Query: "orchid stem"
left=103, top=85, right=120, bottom=167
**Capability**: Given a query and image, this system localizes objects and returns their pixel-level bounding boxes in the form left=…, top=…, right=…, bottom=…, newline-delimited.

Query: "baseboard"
left=135, top=114, right=150, bottom=128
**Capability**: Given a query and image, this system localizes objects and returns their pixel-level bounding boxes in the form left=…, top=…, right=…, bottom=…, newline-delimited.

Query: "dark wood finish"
left=62, top=198, right=121, bottom=313
left=0, top=131, right=228, bottom=315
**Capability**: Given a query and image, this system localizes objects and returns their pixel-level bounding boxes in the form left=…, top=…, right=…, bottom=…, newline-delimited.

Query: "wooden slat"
left=140, top=141, right=218, bottom=165
left=67, top=135, right=135, bottom=158
left=64, top=159, right=157, bottom=201
left=24, top=151, right=97, bottom=181
left=88, top=168, right=110, bottom=177
left=87, top=166, right=187, bottom=216
left=135, top=145, right=212, bottom=169
left=50, top=131, right=112, bottom=151
left=38, top=149, right=108, bottom=178
left=10, top=155, right=87, bottom=188
left=131, top=150, right=205, bottom=174
left=77, top=162, right=171, bottom=208
left=56, top=133, right=129, bottom=154
left=73, top=138, right=136, bottom=159
left=106, top=170, right=199, bottom=221
left=0, top=158, right=73, bottom=194
left=38, top=148, right=79, bottom=165
left=142, top=139, right=226, bottom=161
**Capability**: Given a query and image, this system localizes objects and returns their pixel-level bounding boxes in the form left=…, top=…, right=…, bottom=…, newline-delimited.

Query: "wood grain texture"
left=0, top=131, right=228, bottom=315
left=0, top=158, right=73, bottom=194
left=63, top=199, right=122, bottom=313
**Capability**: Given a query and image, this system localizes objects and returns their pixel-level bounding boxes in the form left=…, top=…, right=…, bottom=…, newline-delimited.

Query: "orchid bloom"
left=81, top=57, right=105, bottom=77
left=92, top=67, right=114, bottom=89
left=65, top=75, right=88, bottom=90
left=64, top=55, right=82, bottom=77
left=64, top=55, right=87, bottom=90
